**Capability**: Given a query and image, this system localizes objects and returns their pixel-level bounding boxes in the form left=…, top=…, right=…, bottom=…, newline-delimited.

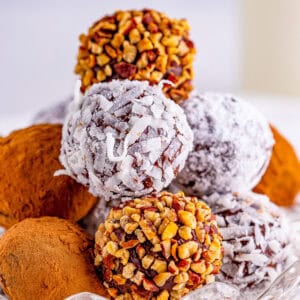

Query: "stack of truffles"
left=1, top=8, right=300, bottom=300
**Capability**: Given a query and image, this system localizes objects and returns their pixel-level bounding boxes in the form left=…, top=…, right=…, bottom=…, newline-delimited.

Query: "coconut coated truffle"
left=0, top=124, right=97, bottom=228
left=32, top=96, right=72, bottom=125
left=94, top=191, right=223, bottom=300
left=175, top=93, right=274, bottom=196
left=75, top=9, right=196, bottom=102
left=59, top=80, right=193, bottom=201
left=0, top=217, right=107, bottom=299
left=204, top=192, right=292, bottom=293
left=254, top=126, right=300, bottom=207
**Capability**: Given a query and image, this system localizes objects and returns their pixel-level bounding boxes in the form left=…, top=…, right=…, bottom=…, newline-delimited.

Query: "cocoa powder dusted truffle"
left=204, top=192, right=292, bottom=293
left=254, top=126, right=300, bottom=207
left=58, top=80, right=193, bottom=201
left=175, top=93, right=274, bottom=196
left=0, top=124, right=97, bottom=228
left=0, top=217, right=107, bottom=299
left=75, top=9, right=196, bottom=102
left=94, top=191, right=223, bottom=300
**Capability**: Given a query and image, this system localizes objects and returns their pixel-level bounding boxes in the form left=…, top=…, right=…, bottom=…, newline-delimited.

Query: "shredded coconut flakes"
left=204, top=192, right=294, bottom=293
left=58, top=80, right=193, bottom=201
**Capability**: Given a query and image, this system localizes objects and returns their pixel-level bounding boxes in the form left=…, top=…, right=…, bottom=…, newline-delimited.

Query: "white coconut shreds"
left=57, top=80, right=193, bottom=201
left=175, top=92, right=274, bottom=196
left=204, top=192, right=294, bottom=294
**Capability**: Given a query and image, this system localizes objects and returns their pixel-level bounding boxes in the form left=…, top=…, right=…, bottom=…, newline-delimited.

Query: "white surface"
left=0, top=1, right=242, bottom=114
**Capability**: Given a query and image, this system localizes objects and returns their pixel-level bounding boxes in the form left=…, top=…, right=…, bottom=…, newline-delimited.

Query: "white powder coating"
left=32, top=97, right=72, bottom=125
left=204, top=192, right=293, bottom=293
left=80, top=198, right=118, bottom=235
left=58, top=80, right=193, bottom=201
left=65, top=292, right=107, bottom=300
left=175, top=92, right=274, bottom=196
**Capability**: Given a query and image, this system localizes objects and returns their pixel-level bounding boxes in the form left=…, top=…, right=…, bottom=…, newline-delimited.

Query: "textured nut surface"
left=151, top=259, right=167, bottom=273
left=178, top=226, right=193, bottom=240
left=94, top=191, right=223, bottom=299
left=178, top=210, right=196, bottom=229
left=142, top=254, right=155, bottom=269
left=153, top=272, right=172, bottom=287
left=122, top=263, right=136, bottom=279
left=191, top=261, right=206, bottom=274
left=75, top=9, right=196, bottom=102
left=139, top=219, right=157, bottom=240
left=162, top=222, right=178, bottom=240
left=178, top=241, right=199, bottom=259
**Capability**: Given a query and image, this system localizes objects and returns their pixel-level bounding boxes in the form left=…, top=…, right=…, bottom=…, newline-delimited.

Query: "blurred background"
left=0, top=0, right=299, bottom=147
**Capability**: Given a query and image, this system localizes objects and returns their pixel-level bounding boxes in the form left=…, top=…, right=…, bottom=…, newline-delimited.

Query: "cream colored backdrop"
left=242, top=0, right=300, bottom=97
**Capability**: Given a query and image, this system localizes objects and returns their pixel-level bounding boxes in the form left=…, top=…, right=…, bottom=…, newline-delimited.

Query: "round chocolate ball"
left=32, top=97, right=72, bottom=125
left=0, top=124, right=97, bottom=228
left=254, top=125, right=300, bottom=207
left=75, top=9, right=196, bottom=102
left=58, top=80, right=193, bottom=201
left=80, top=199, right=117, bottom=236
left=94, top=191, right=223, bottom=299
left=0, top=217, right=107, bottom=299
left=204, top=192, right=292, bottom=293
left=175, top=93, right=274, bottom=196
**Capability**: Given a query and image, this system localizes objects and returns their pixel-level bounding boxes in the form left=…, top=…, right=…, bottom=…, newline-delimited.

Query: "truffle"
left=66, top=293, right=107, bottom=300
left=204, top=192, right=292, bottom=292
left=80, top=199, right=118, bottom=236
left=94, top=191, right=223, bottom=300
left=175, top=93, right=274, bottom=196
left=58, top=80, right=193, bottom=201
left=0, top=124, right=97, bottom=228
left=0, top=217, right=107, bottom=299
left=32, top=96, right=72, bottom=125
left=75, top=9, right=196, bottom=102
left=254, top=126, right=300, bottom=206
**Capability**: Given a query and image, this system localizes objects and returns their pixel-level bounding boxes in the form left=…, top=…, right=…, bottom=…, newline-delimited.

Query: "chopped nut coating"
left=75, top=9, right=196, bottom=102
left=95, top=191, right=223, bottom=299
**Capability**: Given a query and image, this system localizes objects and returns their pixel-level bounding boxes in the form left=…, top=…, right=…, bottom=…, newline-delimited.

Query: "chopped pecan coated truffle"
left=75, top=9, right=196, bottom=103
left=94, top=191, right=223, bottom=300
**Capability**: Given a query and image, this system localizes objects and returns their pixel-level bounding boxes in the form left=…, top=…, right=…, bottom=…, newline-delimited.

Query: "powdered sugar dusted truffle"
left=32, top=97, right=72, bottom=124
left=80, top=199, right=118, bottom=236
left=58, top=80, right=193, bottom=201
left=175, top=93, right=274, bottom=196
left=204, top=192, right=292, bottom=292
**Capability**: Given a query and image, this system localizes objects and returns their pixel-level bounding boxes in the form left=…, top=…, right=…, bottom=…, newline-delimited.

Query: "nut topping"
left=153, top=272, right=172, bottom=287
left=151, top=259, right=167, bottom=273
left=178, top=226, right=193, bottom=240
left=178, top=241, right=198, bottom=259
left=122, top=263, right=136, bottom=279
left=95, top=191, right=223, bottom=299
left=75, top=9, right=196, bottom=102
left=139, top=219, right=157, bottom=240
left=162, top=222, right=178, bottom=240
left=142, top=254, right=154, bottom=269
left=178, top=210, right=196, bottom=229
